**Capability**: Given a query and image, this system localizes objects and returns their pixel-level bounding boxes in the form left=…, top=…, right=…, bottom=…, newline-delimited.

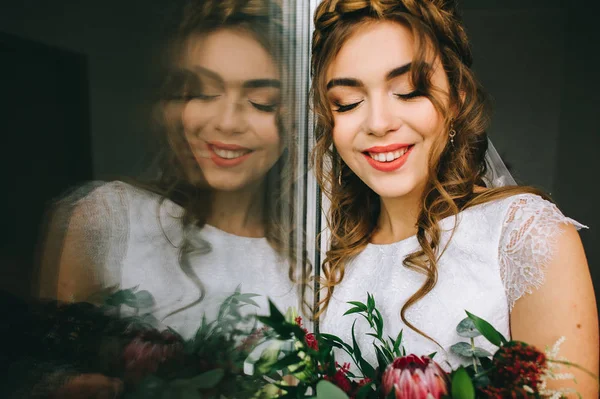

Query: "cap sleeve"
left=498, top=194, right=586, bottom=310
left=38, top=181, right=130, bottom=301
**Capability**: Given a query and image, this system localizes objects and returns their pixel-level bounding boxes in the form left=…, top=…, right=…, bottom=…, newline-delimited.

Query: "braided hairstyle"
left=145, top=0, right=310, bottom=314
left=311, top=0, right=546, bottom=341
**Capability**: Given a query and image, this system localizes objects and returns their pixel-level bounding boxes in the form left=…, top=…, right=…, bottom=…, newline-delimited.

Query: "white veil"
left=483, top=139, right=517, bottom=188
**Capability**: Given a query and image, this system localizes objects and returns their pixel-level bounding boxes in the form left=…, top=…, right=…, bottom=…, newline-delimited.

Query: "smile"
left=362, top=144, right=414, bottom=172
left=207, top=142, right=253, bottom=167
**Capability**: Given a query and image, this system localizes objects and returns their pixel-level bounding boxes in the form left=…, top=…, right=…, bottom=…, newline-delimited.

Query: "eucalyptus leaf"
left=450, top=342, right=474, bottom=357
left=456, top=317, right=481, bottom=338
left=450, top=342, right=492, bottom=359
left=105, top=289, right=137, bottom=307
left=451, top=367, right=475, bottom=399
left=315, top=380, right=350, bottom=399
left=132, top=290, right=155, bottom=308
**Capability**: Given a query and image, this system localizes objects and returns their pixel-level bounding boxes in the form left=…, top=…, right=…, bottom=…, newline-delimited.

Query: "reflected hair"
left=142, top=0, right=311, bottom=316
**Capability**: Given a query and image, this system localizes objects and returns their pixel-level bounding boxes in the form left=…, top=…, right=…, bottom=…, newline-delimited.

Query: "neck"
left=207, top=182, right=266, bottom=238
left=373, top=186, right=424, bottom=245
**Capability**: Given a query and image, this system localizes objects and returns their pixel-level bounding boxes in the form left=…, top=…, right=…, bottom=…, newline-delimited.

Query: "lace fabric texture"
left=318, top=193, right=584, bottom=372
left=499, top=196, right=586, bottom=310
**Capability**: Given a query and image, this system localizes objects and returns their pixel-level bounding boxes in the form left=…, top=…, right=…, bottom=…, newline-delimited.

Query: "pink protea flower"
left=122, top=329, right=184, bottom=385
left=382, top=355, right=448, bottom=399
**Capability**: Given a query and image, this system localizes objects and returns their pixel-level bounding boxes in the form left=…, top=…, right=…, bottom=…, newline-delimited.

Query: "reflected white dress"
left=43, top=181, right=300, bottom=339
left=318, top=194, right=584, bottom=371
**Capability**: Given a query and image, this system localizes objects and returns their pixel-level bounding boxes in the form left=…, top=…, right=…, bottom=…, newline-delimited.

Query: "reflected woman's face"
left=181, top=28, right=283, bottom=192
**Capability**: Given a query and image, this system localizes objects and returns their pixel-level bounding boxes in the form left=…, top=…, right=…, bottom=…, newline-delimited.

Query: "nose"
left=214, top=95, right=247, bottom=135
left=365, top=94, right=400, bottom=137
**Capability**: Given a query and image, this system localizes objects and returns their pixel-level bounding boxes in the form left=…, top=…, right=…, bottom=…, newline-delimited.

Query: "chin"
left=362, top=174, right=423, bottom=200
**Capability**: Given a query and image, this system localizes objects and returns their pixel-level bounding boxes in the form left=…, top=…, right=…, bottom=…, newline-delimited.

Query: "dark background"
left=0, top=0, right=598, bottom=317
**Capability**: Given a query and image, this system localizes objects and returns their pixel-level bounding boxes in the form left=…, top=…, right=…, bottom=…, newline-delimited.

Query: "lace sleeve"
left=498, top=195, right=587, bottom=310
left=38, top=181, right=130, bottom=301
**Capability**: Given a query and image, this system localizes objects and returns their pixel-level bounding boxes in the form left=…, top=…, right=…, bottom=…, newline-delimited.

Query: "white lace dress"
left=42, top=181, right=300, bottom=339
left=318, top=194, right=585, bottom=371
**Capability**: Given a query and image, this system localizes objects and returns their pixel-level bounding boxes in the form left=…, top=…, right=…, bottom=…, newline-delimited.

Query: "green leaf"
left=351, top=320, right=362, bottom=362
left=428, top=351, right=437, bottom=359
left=450, top=342, right=474, bottom=357
left=393, top=329, right=404, bottom=356
left=315, top=380, right=350, bottom=399
left=105, top=288, right=137, bottom=307
left=268, top=299, right=286, bottom=322
left=374, top=344, right=390, bottom=371
left=451, top=367, right=475, bottom=399
left=456, top=317, right=481, bottom=338
left=237, top=293, right=261, bottom=307
left=347, top=301, right=368, bottom=311
left=344, top=307, right=366, bottom=316
left=450, top=342, right=491, bottom=358
left=132, top=290, right=155, bottom=308
left=367, top=294, right=375, bottom=313
left=355, top=380, right=375, bottom=399
left=320, top=333, right=353, bottom=353
left=270, top=352, right=303, bottom=370
left=466, top=311, right=507, bottom=346
left=374, top=308, right=384, bottom=336
left=171, top=369, right=225, bottom=390
left=131, top=375, right=167, bottom=399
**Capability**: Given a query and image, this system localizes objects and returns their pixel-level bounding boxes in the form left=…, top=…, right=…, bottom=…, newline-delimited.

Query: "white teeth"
left=369, top=147, right=410, bottom=162
left=213, top=148, right=248, bottom=159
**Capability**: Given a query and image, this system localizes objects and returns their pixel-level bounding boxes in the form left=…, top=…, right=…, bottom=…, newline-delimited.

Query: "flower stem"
left=471, top=337, right=478, bottom=373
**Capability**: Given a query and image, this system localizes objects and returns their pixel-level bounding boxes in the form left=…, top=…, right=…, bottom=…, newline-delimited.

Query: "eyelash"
left=185, top=94, right=278, bottom=113
left=186, top=93, right=220, bottom=101
left=394, top=90, right=423, bottom=100
left=333, top=90, right=423, bottom=113
left=250, top=101, right=278, bottom=113
left=334, top=101, right=363, bottom=113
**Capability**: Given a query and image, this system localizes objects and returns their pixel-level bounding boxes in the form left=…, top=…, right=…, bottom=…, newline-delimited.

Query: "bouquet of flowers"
left=3, top=286, right=272, bottom=398
left=251, top=294, right=597, bottom=399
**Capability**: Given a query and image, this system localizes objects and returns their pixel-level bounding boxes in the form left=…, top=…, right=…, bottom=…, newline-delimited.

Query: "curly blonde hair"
left=311, top=0, right=547, bottom=340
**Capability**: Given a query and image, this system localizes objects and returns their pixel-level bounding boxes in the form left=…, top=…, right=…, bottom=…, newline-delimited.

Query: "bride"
left=310, top=0, right=598, bottom=397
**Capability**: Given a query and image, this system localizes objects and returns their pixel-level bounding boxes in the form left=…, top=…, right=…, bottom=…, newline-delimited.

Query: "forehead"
left=184, top=28, right=279, bottom=81
left=326, top=20, right=414, bottom=81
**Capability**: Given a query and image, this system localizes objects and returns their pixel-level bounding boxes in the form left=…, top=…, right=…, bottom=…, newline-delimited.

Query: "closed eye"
left=394, top=90, right=423, bottom=100
left=186, top=93, right=221, bottom=101
left=333, top=100, right=363, bottom=113
left=249, top=101, right=278, bottom=113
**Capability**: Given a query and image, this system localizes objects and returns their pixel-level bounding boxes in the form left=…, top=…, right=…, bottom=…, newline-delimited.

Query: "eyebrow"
left=243, top=79, right=281, bottom=89
left=191, top=66, right=280, bottom=89
left=326, top=62, right=413, bottom=90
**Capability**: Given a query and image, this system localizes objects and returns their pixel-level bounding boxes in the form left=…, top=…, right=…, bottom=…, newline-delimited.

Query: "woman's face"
left=326, top=21, right=449, bottom=199
left=180, top=28, right=283, bottom=192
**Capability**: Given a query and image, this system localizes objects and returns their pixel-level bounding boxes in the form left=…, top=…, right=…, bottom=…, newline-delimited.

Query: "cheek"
left=331, top=116, right=358, bottom=153
left=182, top=101, right=215, bottom=136
left=251, top=113, right=282, bottom=154
left=409, top=101, right=444, bottom=140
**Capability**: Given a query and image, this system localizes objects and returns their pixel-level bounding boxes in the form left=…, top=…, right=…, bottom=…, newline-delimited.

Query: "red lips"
left=362, top=144, right=414, bottom=172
